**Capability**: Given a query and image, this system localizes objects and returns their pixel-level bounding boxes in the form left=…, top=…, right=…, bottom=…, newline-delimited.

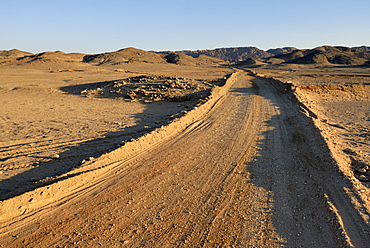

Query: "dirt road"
left=1, top=73, right=369, bottom=247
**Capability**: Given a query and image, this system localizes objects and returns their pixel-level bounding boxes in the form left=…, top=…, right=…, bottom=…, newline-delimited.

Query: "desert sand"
left=0, top=47, right=369, bottom=247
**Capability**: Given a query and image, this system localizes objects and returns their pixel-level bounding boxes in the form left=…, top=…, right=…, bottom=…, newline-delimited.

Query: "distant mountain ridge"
left=157, top=46, right=298, bottom=62
left=353, top=46, right=370, bottom=52
left=180, top=47, right=274, bottom=62
left=1, top=45, right=369, bottom=67
left=157, top=47, right=269, bottom=62
left=269, top=46, right=370, bottom=66
left=157, top=46, right=370, bottom=63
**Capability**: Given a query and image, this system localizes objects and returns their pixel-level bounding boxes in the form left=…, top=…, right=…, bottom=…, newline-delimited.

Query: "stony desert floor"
left=0, top=61, right=232, bottom=198
left=0, top=57, right=369, bottom=247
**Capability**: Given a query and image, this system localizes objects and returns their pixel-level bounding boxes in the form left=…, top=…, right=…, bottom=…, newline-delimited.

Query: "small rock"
left=29, top=177, right=38, bottom=182
left=357, top=167, right=368, bottom=174
left=357, top=175, right=370, bottom=182
left=51, top=154, right=60, bottom=159
left=343, top=148, right=355, bottom=154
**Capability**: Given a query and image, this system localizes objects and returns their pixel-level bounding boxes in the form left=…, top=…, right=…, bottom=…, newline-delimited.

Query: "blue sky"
left=1, top=0, right=369, bottom=54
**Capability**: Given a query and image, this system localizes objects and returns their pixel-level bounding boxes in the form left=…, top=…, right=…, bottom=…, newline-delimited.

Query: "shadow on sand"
left=243, top=73, right=370, bottom=246
left=0, top=79, right=200, bottom=201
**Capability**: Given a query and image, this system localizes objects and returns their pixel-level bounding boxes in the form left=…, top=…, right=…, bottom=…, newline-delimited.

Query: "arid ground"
left=0, top=48, right=369, bottom=247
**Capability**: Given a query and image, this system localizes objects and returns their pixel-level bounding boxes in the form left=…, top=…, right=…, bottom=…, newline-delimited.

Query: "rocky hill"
left=0, top=49, right=33, bottom=65
left=353, top=46, right=370, bottom=52
left=158, top=47, right=276, bottom=62
left=272, top=46, right=370, bottom=66
left=266, top=47, right=298, bottom=55
left=0, top=49, right=33, bottom=58
left=18, top=51, right=85, bottom=64
left=159, top=46, right=370, bottom=66
left=82, top=47, right=165, bottom=65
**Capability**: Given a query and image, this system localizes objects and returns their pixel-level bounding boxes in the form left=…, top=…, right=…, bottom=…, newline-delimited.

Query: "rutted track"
left=1, top=73, right=369, bottom=247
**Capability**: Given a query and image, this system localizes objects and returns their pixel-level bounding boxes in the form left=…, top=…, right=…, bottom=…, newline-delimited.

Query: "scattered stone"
left=51, top=154, right=60, bottom=159
left=29, top=177, right=38, bottom=182
left=357, top=175, right=370, bottom=182
left=76, top=75, right=219, bottom=103
left=343, top=148, right=355, bottom=155
left=357, top=167, right=368, bottom=174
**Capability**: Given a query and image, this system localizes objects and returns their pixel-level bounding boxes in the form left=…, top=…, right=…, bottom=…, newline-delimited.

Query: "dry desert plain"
left=0, top=48, right=370, bottom=247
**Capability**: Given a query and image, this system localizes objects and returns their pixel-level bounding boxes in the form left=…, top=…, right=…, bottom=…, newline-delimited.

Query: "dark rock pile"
left=80, top=75, right=223, bottom=102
